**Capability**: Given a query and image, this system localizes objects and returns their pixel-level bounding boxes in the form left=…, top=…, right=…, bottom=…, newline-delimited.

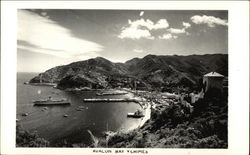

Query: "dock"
left=83, top=98, right=139, bottom=103
left=96, top=92, right=128, bottom=96
left=33, top=101, right=70, bottom=106
left=29, top=83, right=57, bottom=87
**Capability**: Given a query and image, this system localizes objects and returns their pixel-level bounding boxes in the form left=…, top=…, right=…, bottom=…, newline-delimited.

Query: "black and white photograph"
left=0, top=1, right=249, bottom=155
left=16, top=9, right=229, bottom=148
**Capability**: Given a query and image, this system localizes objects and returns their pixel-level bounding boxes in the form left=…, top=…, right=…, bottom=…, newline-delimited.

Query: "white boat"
left=33, top=97, right=70, bottom=106
left=127, top=110, right=144, bottom=118
left=22, top=113, right=28, bottom=117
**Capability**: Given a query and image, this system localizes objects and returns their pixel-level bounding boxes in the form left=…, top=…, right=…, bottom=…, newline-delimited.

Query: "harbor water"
left=16, top=72, right=143, bottom=146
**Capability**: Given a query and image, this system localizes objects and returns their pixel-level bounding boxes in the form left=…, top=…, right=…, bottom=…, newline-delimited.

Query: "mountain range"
left=29, top=54, right=228, bottom=90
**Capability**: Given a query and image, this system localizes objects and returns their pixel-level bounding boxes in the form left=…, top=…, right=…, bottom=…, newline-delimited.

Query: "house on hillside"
left=203, top=72, right=224, bottom=93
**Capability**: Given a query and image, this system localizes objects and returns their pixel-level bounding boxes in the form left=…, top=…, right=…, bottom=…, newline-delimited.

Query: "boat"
left=33, top=97, right=70, bottom=106
left=127, top=110, right=144, bottom=118
left=76, top=108, right=83, bottom=111
left=76, top=106, right=85, bottom=111
left=63, top=114, right=69, bottom=117
left=22, top=113, right=28, bottom=116
left=41, top=107, right=48, bottom=111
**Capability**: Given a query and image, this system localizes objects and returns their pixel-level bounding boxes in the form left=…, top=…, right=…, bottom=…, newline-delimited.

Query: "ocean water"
left=17, top=72, right=142, bottom=146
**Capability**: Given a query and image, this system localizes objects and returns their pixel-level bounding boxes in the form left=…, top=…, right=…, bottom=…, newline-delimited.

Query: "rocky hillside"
left=125, top=54, right=227, bottom=89
left=29, top=54, right=228, bottom=90
left=105, top=93, right=228, bottom=148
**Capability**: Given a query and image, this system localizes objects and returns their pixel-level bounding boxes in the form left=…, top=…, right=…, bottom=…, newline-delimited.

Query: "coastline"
left=103, top=87, right=228, bottom=148
left=103, top=89, right=153, bottom=142
left=119, top=89, right=152, bottom=132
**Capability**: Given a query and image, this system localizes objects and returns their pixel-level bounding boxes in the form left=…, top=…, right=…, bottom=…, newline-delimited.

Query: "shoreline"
left=119, top=89, right=152, bottom=132
left=104, top=89, right=153, bottom=142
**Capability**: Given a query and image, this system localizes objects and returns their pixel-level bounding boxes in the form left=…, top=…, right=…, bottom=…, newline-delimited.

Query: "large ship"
left=33, top=97, right=70, bottom=106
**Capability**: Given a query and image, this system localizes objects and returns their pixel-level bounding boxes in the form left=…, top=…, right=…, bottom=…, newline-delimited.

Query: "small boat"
left=33, top=97, right=70, bottom=106
left=76, top=108, right=83, bottom=111
left=21, top=113, right=28, bottom=117
left=127, top=110, right=144, bottom=118
left=63, top=114, right=69, bottom=117
left=41, top=107, right=48, bottom=111
left=75, top=105, right=85, bottom=111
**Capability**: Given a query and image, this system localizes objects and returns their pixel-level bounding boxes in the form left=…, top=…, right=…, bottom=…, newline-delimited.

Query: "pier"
left=29, top=83, right=57, bottom=87
left=33, top=102, right=71, bottom=106
left=96, top=92, right=128, bottom=96
left=83, top=98, right=139, bottom=103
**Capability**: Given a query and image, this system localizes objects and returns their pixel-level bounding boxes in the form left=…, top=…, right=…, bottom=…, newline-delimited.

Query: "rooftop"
left=204, top=72, right=224, bottom=77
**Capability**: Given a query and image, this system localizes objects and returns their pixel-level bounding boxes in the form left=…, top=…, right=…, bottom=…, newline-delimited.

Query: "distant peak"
left=145, top=54, right=156, bottom=57
left=95, top=56, right=106, bottom=60
left=125, top=57, right=140, bottom=64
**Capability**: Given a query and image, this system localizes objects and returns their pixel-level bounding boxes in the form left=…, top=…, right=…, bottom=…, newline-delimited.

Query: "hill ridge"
left=29, top=54, right=228, bottom=90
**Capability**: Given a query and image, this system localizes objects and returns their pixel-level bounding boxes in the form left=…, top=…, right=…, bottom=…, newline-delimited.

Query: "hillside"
left=106, top=93, right=228, bottom=148
left=125, top=54, right=227, bottom=88
left=29, top=54, right=228, bottom=90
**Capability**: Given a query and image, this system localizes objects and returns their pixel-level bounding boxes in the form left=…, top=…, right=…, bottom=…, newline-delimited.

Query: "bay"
left=17, top=72, right=142, bottom=146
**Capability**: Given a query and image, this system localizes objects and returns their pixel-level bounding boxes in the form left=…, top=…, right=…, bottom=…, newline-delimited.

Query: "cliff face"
left=29, top=54, right=228, bottom=90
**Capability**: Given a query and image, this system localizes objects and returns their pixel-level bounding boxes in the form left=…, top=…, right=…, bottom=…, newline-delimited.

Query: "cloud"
left=18, top=45, right=71, bottom=58
left=127, top=19, right=154, bottom=30
left=119, top=18, right=169, bottom=39
left=18, top=10, right=103, bottom=59
left=158, top=23, right=190, bottom=40
left=139, top=11, right=144, bottom=17
left=164, top=23, right=190, bottom=37
left=190, top=15, right=228, bottom=27
left=118, top=26, right=154, bottom=40
left=133, top=49, right=144, bottom=53
left=168, top=28, right=186, bottom=34
left=159, top=33, right=177, bottom=40
left=153, top=19, right=169, bottom=30
left=183, top=22, right=191, bottom=29
left=129, top=19, right=169, bottom=30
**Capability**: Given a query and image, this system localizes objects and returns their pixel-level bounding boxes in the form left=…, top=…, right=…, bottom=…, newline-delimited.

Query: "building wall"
left=203, top=77, right=224, bottom=93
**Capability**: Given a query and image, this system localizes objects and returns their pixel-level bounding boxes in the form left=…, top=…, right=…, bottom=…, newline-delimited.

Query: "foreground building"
left=203, top=72, right=225, bottom=93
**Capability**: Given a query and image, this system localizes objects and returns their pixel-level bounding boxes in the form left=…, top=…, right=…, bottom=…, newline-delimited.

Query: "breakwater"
left=83, top=98, right=139, bottom=103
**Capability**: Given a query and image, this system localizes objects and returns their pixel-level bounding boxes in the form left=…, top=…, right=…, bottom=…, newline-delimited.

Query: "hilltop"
left=29, top=54, right=228, bottom=91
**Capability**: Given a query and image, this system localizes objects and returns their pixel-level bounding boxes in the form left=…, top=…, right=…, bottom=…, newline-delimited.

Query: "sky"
left=17, top=9, right=228, bottom=72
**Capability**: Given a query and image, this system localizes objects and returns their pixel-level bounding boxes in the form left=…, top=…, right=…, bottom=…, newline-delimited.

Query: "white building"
left=203, top=72, right=224, bottom=93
